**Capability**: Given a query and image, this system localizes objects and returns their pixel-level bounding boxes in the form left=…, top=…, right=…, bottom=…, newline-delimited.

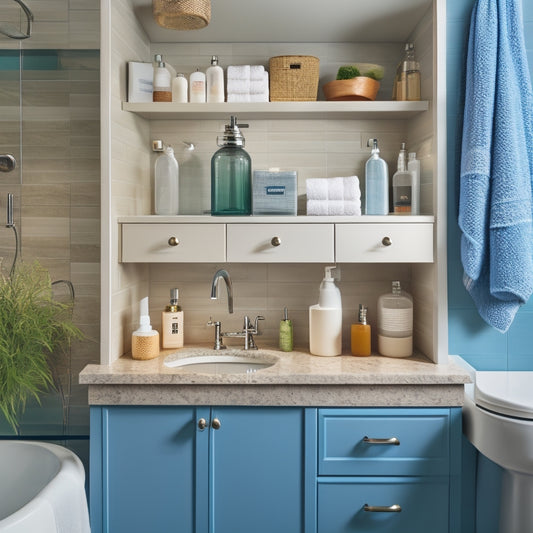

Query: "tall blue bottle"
left=365, top=138, right=389, bottom=215
left=211, top=116, right=252, bottom=216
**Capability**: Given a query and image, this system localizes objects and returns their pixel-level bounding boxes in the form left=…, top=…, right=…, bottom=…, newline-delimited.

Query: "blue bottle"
left=365, top=138, right=389, bottom=215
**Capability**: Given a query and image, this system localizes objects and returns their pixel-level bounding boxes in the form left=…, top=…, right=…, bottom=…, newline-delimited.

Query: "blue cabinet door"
left=209, top=407, right=306, bottom=533
left=90, top=406, right=196, bottom=533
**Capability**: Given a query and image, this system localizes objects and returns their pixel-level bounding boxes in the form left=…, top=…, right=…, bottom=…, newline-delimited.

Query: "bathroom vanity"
left=87, top=0, right=466, bottom=531
left=81, top=352, right=469, bottom=533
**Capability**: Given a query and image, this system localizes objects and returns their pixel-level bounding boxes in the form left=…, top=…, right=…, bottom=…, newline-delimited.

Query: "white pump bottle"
left=309, top=266, right=342, bottom=356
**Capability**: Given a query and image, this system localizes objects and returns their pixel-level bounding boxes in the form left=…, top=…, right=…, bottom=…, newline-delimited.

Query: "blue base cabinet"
left=90, top=406, right=309, bottom=533
left=90, top=405, right=461, bottom=533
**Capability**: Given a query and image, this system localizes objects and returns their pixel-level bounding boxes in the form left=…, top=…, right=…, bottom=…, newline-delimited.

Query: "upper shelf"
left=122, top=101, right=430, bottom=120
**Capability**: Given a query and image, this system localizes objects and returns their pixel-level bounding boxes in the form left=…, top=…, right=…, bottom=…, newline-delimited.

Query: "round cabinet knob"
left=168, top=236, right=179, bottom=246
left=271, top=236, right=281, bottom=247
left=211, top=418, right=221, bottom=430
left=198, top=418, right=207, bottom=430
left=381, top=236, right=392, bottom=247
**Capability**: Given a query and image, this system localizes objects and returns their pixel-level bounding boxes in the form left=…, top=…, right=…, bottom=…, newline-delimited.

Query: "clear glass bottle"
left=152, top=54, right=172, bottom=102
left=408, top=152, right=420, bottom=215
left=377, top=281, right=413, bottom=358
left=392, top=142, right=413, bottom=215
left=393, top=43, right=421, bottom=101
left=365, top=138, right=389, bottom=215
left=211, top=116, right=251, bottom=216
left=351, top=304, right=371, bottom=357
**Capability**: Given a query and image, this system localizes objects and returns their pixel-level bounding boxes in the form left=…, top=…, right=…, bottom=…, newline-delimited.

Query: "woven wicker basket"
left=152, top=0, right=211, bottom=30
left=269, top=56, right=320, bottom=101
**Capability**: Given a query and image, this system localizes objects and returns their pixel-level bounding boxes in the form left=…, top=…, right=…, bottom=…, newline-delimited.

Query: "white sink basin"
left=163, top=348, right=278, bottom=374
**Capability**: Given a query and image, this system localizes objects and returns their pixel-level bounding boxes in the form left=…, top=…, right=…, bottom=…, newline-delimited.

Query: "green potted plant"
left=323, top=63, right=384, bottom=101
left=0, top=261, right=83, bottom=431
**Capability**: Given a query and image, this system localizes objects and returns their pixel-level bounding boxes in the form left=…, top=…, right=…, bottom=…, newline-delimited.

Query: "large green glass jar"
left=211, top=116, right=252, bottom=216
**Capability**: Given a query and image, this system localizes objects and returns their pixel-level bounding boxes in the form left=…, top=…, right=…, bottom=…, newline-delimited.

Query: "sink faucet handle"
left=206, top=316, right=220, bottom=327
left=253, top=315, right=265, bottom=333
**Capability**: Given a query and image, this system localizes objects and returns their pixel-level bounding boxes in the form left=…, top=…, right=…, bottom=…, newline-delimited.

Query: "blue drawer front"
left=318, top=477, right=449, bottom=533
left=318, top=408, right=450, bottom=476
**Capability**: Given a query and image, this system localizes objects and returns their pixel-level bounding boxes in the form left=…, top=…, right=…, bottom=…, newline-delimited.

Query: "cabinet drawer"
left=317, top=477, right=448, bottom=533
left=335, top=223, right=433, bottom=262
left=121, top=224, right=225, bottom=262
left=226, top=224, right=334, bottom=262
left=318, top=408, right=450, bottom=476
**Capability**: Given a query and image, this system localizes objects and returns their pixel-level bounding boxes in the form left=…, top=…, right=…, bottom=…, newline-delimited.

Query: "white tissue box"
left=252, top=169, right=297, bottom=215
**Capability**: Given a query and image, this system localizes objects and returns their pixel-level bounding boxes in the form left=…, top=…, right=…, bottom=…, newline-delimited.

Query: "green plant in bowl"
left=336, top=65, right=361, bottom=80
left=336, top=63, right=385, bottom=81
left=0, top=261, right=83, bottom=431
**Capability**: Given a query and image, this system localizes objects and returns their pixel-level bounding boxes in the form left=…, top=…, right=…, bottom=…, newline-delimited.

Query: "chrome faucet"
left=210, top=269, right=233, bottom=314
left=207, top=315, right=265, bottom=350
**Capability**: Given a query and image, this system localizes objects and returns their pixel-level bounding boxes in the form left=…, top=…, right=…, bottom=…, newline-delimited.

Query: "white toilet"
left=463, top=371, right=533, bottom=533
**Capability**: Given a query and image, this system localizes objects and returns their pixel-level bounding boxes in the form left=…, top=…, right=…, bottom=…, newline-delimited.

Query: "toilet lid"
left=475, top=371, right=533, bottom=420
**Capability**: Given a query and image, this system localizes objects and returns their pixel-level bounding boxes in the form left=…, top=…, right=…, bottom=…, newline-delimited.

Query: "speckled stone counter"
left=80, top=346, right=471, bottom=407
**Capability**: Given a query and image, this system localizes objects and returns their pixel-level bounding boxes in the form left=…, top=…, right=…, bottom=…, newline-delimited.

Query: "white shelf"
left=122, top=101, right=429, bottom=120
left=118, top=215, right=435, bottom=224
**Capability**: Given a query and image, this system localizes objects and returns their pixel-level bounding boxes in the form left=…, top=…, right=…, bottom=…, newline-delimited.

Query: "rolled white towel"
left=227, top=93, right=251, bottom=102
left=328, top=177, right=344, bottom=200
left=227, top=65, right=250, bottom=79
left=306, top=200, right=328, bottom=215
left=250, top=65, right=265, bottom=80
left=343, top=176, right=361, bottom=201
left=306, top=178, right=329, bottom=200
left=227, top=78, right=250, bottom=94
left=343, top=200, right=362, bottom=216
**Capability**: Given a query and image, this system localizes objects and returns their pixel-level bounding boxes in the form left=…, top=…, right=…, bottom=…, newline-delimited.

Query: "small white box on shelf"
left=128, top=62, right=153, bottom=103
left=252, top=169, right=297, bottom=215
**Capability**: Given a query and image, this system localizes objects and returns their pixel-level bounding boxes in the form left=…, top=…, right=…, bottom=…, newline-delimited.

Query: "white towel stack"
left=306, top=176, right=361, bottom=216
left=227, top=65, right=269, bottom=102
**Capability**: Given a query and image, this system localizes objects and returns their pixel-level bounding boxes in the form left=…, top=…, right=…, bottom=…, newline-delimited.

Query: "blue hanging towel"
left=459, top=0, right=533, bottom=333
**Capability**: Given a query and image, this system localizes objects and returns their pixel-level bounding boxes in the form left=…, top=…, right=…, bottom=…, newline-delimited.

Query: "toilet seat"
left=475, top=371, right=533, bottom=420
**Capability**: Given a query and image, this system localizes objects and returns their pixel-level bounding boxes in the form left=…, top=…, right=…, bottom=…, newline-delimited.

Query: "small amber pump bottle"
left=351, top=304, right=371, bottom=356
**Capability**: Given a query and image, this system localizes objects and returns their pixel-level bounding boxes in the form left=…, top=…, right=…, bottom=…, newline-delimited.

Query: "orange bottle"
left=351, top=304, right=371, bottom=356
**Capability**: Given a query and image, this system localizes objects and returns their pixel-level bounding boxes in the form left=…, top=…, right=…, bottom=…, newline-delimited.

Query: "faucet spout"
left=210, top=269, right=234, bottom=314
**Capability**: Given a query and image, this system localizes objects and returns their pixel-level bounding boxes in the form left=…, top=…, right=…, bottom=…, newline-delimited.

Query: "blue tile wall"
left=447, top=0, right=533, bottom=371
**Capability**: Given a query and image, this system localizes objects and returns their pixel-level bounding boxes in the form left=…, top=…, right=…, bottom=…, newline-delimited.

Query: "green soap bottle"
left=211, top=116, right=252, bottom=216
left=279, top=307, right=293, bottom=352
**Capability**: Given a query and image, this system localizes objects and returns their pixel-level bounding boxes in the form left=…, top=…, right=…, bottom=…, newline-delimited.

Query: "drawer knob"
left=211, top=418, right=221, bottom=430
left=168, top=236, right=179, bottom=246
left=271, top=236, right=281, bottom=247
left=363, top=436, right=400, bottom=445
left=381, top=236, right=392, bottom=246
left=198, top=418, right=207, bottom=430
left=364, top=504, right=402, bottom=513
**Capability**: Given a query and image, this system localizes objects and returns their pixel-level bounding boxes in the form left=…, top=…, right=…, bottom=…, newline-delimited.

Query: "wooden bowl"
left=323, top=77, right=380, bottom=101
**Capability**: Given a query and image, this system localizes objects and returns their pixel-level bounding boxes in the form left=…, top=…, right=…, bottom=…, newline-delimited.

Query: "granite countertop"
left=80, top=346, right=471, bottom=407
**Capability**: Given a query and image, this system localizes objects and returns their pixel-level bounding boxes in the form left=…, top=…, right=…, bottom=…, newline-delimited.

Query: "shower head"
left=0, top=0, right=33, bottom=40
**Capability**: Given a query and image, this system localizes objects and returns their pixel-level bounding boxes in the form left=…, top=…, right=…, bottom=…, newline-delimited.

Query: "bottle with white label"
left=161, top=288, right=184, bottom=349
left=377, top=280, right=413, bottom=358
left=206, top=55, right=224, bottom=102
left=189, top=68, right=206, bottom=103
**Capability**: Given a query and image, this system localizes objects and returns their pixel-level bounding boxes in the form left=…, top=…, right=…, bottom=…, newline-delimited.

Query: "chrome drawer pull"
left=198, top=418, right=207, bottom=430
left=381, top=236, right=392, bottom=246
left=271, top=236, right=281, bottom=247
left=364, top=504, right=402, bottom=513
left=363, top=436, right=400, bottom=445
left=168, top=236, right=179, bottom=246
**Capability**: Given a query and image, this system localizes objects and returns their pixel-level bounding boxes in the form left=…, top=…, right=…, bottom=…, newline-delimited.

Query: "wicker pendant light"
left=153, top=0, right=211, bottom=30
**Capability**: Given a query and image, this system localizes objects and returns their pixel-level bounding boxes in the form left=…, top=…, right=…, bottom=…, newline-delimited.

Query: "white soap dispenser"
left=309, top=265, right=342, bottom=357
left=131, top=297, right=160, bottom=360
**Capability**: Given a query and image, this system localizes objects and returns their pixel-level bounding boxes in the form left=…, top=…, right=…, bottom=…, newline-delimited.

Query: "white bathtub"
left=0, top=441, right=90, bottom=533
